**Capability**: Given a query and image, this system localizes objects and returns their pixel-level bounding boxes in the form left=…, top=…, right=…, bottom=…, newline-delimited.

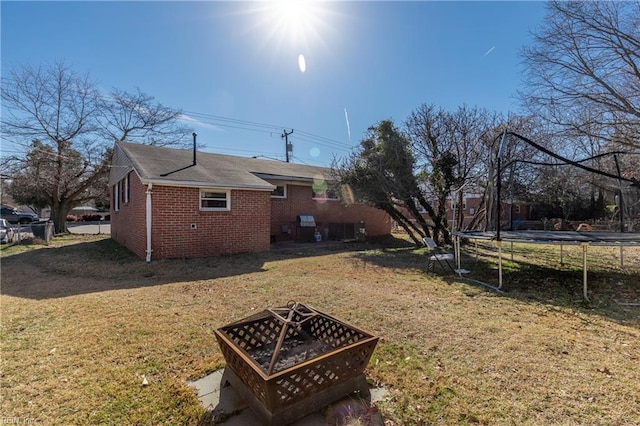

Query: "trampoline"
left=453, top=230, right=640, bottom=301
left=448, top=131, right=640, bottom=301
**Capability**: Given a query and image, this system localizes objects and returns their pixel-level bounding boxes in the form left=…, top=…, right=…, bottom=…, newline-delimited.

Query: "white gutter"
left=141, top=178, right=274, bottom=191
left=145, top=183, right=153, bottom=263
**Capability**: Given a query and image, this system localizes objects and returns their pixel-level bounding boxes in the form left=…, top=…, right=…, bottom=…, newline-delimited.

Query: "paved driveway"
left=68, top=222, right=111, bottom=235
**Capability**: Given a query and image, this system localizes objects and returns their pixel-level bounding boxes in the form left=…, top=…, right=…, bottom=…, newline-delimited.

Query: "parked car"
left=0, top=218, right=15, bottom=243
left=0, top=206, right=39, bottom=224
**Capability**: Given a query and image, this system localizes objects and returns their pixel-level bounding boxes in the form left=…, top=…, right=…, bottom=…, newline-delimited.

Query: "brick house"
left=404, top=192, right=531, bottom=232
left=109, top=142, right=391, bottom=261
left=444, top=194, right=530, bottom=229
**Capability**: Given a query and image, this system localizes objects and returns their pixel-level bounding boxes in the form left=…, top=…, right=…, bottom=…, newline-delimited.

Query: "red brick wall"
left=425, top=197, right=531, bottom=229
left=453, top=198, right=530, bottom=227
left=270, top=184, right=391, bottom=241
left=150, top=186, right=271, bottom=259
left=112, top=180, right=388, bottom=260
left=111, top=172, right=147, bottom=259
left=111, top=175, right=271, bottom=260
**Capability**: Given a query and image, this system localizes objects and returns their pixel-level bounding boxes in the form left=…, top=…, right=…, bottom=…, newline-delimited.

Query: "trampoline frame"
left=452, top=230, right=640, bottom=301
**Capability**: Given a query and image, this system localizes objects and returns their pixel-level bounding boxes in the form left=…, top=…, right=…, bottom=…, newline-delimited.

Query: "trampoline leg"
left=498, top=241, right=503, bottom=289
left=560, top=245, right=564, bottom=265
left=454, top=236, right=460, bottom=270
left=620, top=246, right=624, bottom=269
left=582, top=243, right=590, bottom=302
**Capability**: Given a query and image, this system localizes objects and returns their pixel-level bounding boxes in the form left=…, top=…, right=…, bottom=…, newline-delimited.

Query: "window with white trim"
left=271, top=185, right=286, bottom=198
left=120, top=173, right=130, bottom=205
left=124, top=173, right=130, bottom=204
left=200, top=190, right=230, bottom=211
left=113, top=182, right=120, bottom=212
left=312, top=188, right=339, bottom=200
left=312, top=178, right=339, bottom=201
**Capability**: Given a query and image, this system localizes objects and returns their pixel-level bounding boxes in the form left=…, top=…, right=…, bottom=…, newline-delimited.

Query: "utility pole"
left=282, top=129, right=293, bottom=163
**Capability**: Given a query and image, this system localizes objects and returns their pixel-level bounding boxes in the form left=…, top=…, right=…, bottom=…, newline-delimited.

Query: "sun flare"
left=273, top=1, right=314, bottom=41
left=298, top=53, right=307, bottom=72
left=252, top=1, right=332, bottom=54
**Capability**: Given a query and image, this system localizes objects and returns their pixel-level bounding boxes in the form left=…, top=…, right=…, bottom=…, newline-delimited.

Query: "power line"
left=289, top=154, right=330, bottom=167
left=203, top=144, right=282, bottom=157
left=182, top=110, right=354, bottom=151
left=184, top=111, right=285, bottom=132
left=0, top=136, right=121, bottom=170
left=2, top=105, right=354, bottom=168
left=181, top=114, right=353, bottom=158
left=293, top=128, right=353, bottom=150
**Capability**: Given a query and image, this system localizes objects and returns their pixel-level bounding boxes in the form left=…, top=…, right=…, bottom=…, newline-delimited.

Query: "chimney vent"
left=192, top=133, right=197, bottom=166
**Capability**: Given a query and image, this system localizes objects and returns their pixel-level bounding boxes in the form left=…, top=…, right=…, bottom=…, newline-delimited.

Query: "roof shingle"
left=116, top=142, right=331, bottom=190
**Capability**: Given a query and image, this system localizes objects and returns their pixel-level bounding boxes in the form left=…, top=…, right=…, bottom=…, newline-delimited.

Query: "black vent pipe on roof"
left=192, top=132, right=197, bottom=166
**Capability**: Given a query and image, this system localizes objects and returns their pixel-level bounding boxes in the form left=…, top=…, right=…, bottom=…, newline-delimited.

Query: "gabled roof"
left=111, top=141, right=331, bottom=190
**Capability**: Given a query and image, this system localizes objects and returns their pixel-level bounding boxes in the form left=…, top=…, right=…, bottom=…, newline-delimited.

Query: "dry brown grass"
left=1, top=235, right=639, bottom=425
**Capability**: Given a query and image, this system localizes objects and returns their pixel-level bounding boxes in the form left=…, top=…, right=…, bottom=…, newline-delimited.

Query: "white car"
left=0, top=219, right=15, bottom=244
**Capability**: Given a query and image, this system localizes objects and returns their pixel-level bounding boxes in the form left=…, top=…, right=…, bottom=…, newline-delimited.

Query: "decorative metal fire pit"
left=215, top=301, right=379, bottom=425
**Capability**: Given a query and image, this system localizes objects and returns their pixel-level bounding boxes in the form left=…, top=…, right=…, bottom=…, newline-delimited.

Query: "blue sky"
left=2, top=1, right=547, bottom=167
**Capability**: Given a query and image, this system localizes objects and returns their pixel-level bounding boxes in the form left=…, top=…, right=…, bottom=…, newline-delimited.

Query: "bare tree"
left=405, top=104, right=506, bottom=235
left=520, top=0, right=640, bottom=150
left=96, top=88, right=191, bottom=145
left=1, top=61, right=191, bottom=234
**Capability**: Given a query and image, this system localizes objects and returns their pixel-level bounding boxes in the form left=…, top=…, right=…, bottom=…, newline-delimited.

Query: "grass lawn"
left=1, top=234, right=639, bottom=425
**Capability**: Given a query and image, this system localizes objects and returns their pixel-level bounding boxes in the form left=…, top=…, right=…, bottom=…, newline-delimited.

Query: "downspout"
left=145, top=183, right=153, bottom=263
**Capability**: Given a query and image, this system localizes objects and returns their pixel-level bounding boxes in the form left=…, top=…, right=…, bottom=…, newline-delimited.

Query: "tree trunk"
left=467, top=194, right=487, bottom=231
left=50, top=203, right=70, bottom=234
left=381, top=204, right=424, bottom=245
left=455, top=190, right=465, bottom=231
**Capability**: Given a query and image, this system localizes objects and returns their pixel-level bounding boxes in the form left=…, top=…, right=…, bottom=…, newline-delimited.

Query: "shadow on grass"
left=0, top=235, right=409, bottom=301
left=6, top=234, right=635, bottom=327
left=351, top=244, right=640, bottom=327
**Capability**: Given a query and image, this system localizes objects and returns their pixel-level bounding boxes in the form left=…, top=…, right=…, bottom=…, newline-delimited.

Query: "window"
left=312, top=178, right=339, bottom=200
left=514, top=204, right=521, bottom=214
left=120, top=173, right=130, bottom=204
left=200, top=190, right=230, bottom=211
left=312, top=188, right=338, bottom=200
left=271, top=185, right=286, bottom=198
left=125, top=173, right=130, bottom=203
left=113, top=182, right=120, bottom=212
left=114, top=174, right=130, bottom=211
left=452, top=201, right=466, bottom=211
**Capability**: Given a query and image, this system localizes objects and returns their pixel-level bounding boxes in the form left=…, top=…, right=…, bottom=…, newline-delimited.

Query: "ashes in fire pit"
left=251, top=336, right=331, bottom=373
left=215, top=301, right=379, bottom=425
